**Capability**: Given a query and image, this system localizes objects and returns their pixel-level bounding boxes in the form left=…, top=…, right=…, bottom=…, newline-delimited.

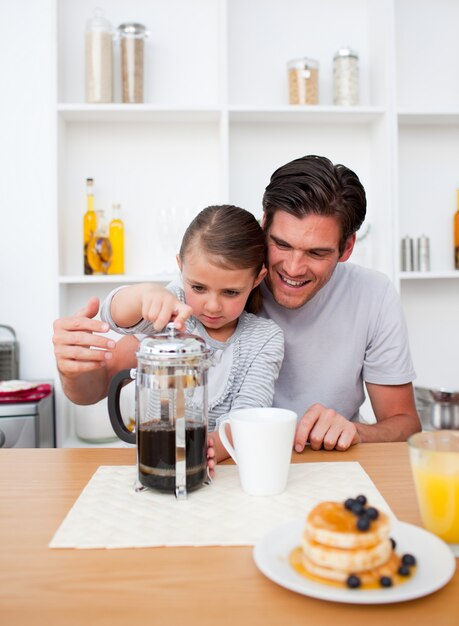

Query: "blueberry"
left=356, top=495, right=367, bottom=506
left=398, top=565, right=411, bottom=577
left=346, top=574, right=361, bottom=589
left=366, top=507, right=379, bottom=520
left=402, top=553, right=416, bottom=566
left=351, top=501, right=366, bottom=516
left=379, top=576, right=393, bottom=588
left=390, top=537, right=396, bottom=550
left=357, top=516, right=371, bottom=531
left=344, top=498, right=355, bottom=511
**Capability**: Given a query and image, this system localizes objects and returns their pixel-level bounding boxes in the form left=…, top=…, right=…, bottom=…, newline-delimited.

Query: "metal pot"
left=415, top=386, right=459, bottom=430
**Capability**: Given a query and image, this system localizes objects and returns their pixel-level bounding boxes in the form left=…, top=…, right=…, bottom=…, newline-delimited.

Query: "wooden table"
left=0, top=444, right=457, bottom=626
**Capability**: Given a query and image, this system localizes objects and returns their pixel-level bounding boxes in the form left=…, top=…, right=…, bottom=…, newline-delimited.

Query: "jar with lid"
left=287, top=58, right=319, bottom=105
left=118, top=23, right=149, bottom=103
left=85, top=9, right=113, bottom=103
left=333, top=47, right=359, bottom=106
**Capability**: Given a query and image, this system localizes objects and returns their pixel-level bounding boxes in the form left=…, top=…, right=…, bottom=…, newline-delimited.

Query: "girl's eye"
left=191, top=285, right=205, bottom=293
left=224, top=290, right=240, bottom=297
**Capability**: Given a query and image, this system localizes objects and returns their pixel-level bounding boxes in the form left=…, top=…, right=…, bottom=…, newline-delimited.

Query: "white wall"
left=0, top=0, right=57, bottom=380
left=0, top=0, right=456, bottom=399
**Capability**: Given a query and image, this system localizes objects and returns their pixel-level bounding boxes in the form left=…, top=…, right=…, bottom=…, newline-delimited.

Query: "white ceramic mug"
left=218, top=407, right=297, bottom=496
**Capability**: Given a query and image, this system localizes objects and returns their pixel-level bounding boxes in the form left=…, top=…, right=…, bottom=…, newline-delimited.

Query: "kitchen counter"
left=0, top=444, right=457, bottom=626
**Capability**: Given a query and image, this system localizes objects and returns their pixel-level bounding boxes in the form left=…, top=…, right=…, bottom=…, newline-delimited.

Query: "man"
left=52, top=155, right=420, bottom=451
left=258, top=155, right=420, bottom=451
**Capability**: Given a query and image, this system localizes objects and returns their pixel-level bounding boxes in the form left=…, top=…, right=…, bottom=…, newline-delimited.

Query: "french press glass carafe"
left=108, top=323, right=211, bottom=498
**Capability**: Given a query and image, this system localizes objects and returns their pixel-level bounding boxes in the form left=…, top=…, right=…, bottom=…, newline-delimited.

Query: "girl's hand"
left=140, top=286, right=193, bottom=331
left=207, top=436, right=217, bottom=479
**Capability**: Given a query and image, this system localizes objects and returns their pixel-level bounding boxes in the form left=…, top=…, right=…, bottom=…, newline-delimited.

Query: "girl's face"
left=177, top=249, right=266, bottom=341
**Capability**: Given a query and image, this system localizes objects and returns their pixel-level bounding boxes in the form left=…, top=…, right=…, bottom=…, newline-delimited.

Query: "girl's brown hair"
left=179, top=205, right=266, bottom=313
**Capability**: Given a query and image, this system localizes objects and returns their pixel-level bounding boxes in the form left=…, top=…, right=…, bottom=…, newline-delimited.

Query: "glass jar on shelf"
left=287, top=57, right=319, bottom=105
left=333, top=46, right=359, bottom=106
left=85, top=9, right=114, bottom=103
left=117, top=22, right=150, bottom=103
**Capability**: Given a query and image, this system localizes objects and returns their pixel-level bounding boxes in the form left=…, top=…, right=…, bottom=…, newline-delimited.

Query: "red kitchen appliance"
left=0, top=381, right=55, bottom=448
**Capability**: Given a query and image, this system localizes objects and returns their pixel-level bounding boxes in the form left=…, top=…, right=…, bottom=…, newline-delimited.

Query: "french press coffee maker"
left=108, top=323, right=211, bottom=499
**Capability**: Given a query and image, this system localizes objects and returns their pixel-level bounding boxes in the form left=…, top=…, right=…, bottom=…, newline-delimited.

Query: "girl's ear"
left=176, top=254, right=182, bottom=271
left=253, top=265, right=268, bottom=288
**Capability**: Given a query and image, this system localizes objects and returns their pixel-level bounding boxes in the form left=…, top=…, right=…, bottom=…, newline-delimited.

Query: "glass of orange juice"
left=408, top=430, right=459, bottom=554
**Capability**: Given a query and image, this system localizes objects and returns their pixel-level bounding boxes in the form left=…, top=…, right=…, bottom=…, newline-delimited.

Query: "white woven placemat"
left=49, top=462, right=395, bottom=549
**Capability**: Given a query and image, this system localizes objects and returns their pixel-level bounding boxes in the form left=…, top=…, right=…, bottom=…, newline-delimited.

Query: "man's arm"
left=355, top=382, right=421, bottom=443
left=294, top=382, right=421, bottom=452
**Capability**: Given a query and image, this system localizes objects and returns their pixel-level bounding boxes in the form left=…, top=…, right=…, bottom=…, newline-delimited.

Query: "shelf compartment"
left=398, top=124, right=459, bottom=273
left=227, top=0, right=391, bottom=107
left=401, top=278, right=459, bottom=391
left=395, top=0, right=459, bottom=111
left=57, top=0, right=221, bottom=105
left=58, top=118, right=222, bottom=277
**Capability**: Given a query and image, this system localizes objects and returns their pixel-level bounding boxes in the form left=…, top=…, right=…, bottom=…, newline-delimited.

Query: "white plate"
left=0, top=380, right=37, bottom=393
left=253, top=519, right=456, bottom=604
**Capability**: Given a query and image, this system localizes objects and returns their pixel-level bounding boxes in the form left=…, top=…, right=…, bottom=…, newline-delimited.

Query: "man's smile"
left=278, top=272, right=311, bottom=288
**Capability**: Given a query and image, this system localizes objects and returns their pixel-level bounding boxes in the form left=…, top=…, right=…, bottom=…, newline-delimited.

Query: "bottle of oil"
left=87, top=209, right=113, bottom=274
left=108, top=203, right=125, bottom=274
left=455, top=190, right=459, bottom=270
left=83, top=178, right=96, bottom=274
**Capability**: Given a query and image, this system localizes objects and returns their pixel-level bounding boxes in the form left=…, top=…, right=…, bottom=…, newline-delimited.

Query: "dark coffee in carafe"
left=108, top=327, right=211, bottom=498
left=138, top=420, right=207, bottom=492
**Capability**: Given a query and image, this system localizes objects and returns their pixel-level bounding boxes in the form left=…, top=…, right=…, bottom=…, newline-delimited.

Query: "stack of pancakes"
left=301, top=498, right=399, bottom=586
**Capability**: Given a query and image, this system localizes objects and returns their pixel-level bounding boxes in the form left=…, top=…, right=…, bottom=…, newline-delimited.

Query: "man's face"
left=265, top=211, right=355, bottom=309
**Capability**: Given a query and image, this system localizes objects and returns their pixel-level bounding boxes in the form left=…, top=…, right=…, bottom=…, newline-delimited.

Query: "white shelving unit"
left=394, top=0, right=459, bottom=394
left=53, top=0, right=459, bottom=446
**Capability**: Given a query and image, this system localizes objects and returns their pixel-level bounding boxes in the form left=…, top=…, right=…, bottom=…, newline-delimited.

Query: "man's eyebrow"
left=269, top=232, right=335, bottom=254
left=269, top=233, right=291, bottom=247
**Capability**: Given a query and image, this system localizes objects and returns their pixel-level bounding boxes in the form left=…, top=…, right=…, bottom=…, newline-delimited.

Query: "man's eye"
left=275, top=241, right=290, bottom=249
left=310, top=251, right=329, bottom=258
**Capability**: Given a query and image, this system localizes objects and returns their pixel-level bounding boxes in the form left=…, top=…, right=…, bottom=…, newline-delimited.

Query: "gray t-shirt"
left=259, top=262, right=416, bottom=421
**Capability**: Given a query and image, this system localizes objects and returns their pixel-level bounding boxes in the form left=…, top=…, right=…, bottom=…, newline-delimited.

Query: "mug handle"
left=218, top=420, right=237, bottom=464
left=108, top=369, right=136, bottom=445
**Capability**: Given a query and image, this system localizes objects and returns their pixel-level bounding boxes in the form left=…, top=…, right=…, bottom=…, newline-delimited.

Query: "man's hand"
left=294, top=403, right=361, bottom=452
left=52, top=296, right=115, bottom=377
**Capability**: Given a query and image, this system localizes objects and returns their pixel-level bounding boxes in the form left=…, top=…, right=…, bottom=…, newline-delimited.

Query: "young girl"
left=100, top=205, right=284, bottom=462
